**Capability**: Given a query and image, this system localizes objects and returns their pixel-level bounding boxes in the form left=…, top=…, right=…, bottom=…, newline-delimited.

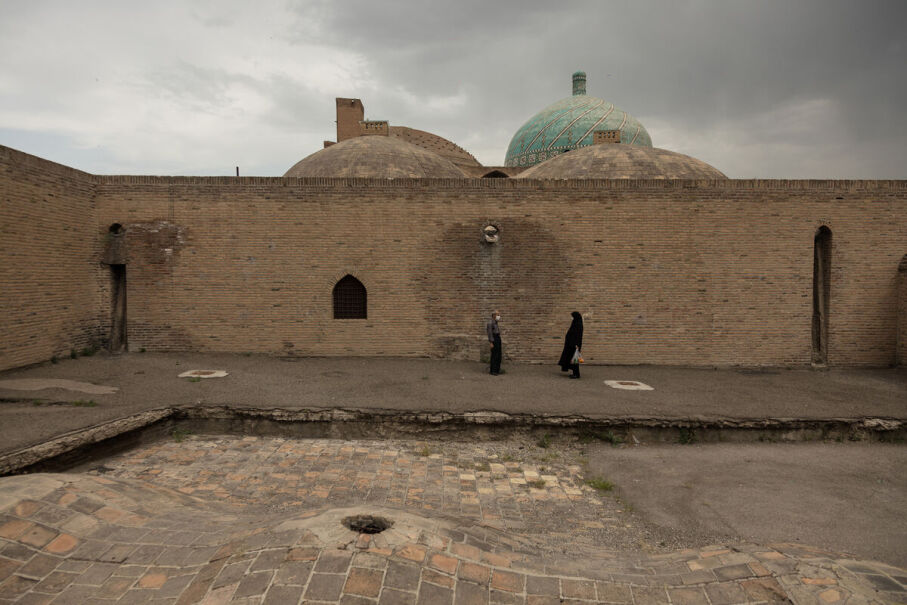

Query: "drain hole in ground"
left=342, top=514, right=393, bottom=534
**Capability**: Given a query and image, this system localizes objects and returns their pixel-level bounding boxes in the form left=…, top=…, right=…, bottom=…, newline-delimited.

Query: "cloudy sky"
left=1, top=0, right=904, bottom=178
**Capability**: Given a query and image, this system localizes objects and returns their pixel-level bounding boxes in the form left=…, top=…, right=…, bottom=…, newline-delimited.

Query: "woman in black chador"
left=558, top=311, right=583, bottom=379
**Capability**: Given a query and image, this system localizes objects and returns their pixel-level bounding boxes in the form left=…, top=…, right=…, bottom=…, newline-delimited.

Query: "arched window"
left=481, top=170, right=509, bottom=178
left=333, top=275, right=367, bottom=319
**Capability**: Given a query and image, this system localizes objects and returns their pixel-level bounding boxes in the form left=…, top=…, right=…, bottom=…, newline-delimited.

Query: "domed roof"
left=505, top=71, right=652, bottom=168
left=284, top=135, right=466, bottom=178
left=514, top=144, right=726, bottom=180
left=388, top=126, right=480, bottom=169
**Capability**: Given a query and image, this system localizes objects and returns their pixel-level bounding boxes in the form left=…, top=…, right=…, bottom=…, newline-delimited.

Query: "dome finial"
left=572, top=71, right=586, bottom=96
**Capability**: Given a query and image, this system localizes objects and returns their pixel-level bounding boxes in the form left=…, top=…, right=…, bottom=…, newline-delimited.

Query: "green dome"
left=505, top=71, right=652, bottom=168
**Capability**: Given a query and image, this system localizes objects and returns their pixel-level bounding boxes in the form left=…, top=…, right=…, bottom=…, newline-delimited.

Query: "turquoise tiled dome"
left=505, top=71, right=652, bottom=168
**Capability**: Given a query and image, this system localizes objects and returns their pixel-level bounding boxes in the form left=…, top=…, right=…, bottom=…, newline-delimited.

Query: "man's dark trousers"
left=490, top=334, right=502, bottom=375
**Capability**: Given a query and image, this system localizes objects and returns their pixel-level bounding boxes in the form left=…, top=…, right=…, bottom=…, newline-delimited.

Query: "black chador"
left=558, top=311, right=583, bottom=378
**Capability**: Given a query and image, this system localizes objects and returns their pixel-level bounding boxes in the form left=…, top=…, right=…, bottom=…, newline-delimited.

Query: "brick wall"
left=90, top=175, right=907, bottom=367
left=0, top=146, right=102, bottom=371
left=336, top=98, right=364, bottom=143
left=2, top=144, right=903, bottom=370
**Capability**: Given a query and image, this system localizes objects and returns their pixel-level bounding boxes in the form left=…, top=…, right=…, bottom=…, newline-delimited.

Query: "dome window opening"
left=358, top=120, right=389, bottom=136
left=333, top=275, right=367, bottom=319
left=593, top=130, right=621, bottom=145
left=108, top=223, right=124, bottom=235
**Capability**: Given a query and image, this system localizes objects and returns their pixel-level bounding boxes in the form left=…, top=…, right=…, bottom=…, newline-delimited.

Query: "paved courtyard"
left=1, top=434, right=905, bottom=604
left=1, top=355, right=905, bottom=603
left=1, top=354, right=905, bottom=456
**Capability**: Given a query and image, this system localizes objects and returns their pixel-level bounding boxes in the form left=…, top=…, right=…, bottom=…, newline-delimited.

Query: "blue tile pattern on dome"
left=505, top=72, right=652, bottom=168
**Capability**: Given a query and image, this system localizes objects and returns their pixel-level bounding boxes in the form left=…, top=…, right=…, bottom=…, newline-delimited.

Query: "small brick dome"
left=284, top=136, right=466, bottom=178
left=515, top=144, right=726, bottom=180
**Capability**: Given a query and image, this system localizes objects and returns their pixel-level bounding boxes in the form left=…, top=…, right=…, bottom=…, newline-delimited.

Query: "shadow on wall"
left=419, top=219, right=570, bottom=361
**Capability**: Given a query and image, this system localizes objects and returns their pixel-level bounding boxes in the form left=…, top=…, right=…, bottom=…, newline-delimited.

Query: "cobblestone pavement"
left=1, top=435, right=905, bottom=604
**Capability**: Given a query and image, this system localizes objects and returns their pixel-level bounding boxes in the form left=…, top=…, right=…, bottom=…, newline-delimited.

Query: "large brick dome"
left=388, top=126, right=480, bottom=170
left=284, top=136, right=466, bottom=178
left=505, top=71, right=652, bottom=168
left=515, top=144, right=726, bottom=179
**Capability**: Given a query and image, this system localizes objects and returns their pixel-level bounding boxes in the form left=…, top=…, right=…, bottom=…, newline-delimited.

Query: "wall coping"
left=91, top=175, right=907, bottom=192
left=0, top=144, right=95, bottom=180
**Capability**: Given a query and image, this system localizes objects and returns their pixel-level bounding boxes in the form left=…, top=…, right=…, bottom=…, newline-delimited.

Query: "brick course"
left=2, top=144, right=905, bottom=371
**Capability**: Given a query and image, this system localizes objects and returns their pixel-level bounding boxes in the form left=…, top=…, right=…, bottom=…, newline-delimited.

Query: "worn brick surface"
left=305, top=572, right=346, bottom=600
left=380, top=587, right=418, bottom=605
left=0, top=146, right=100, bottom=371
left=418, top=580, right=454, bottom=605
left=343, top=566, right=383, bottom=597
left=262, top=582, right=303, bottom=604
left=0, top=435, right=903, bottom=604
left=386, top=561, right=421, bottom=591
left=2, top=145, right=905, bottom=371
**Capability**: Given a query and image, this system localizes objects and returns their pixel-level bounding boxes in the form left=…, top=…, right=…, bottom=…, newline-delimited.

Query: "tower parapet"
left=572, top=71, right=587, bottom=96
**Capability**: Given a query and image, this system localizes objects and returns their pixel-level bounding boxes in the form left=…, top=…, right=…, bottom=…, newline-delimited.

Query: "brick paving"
left=0, top=435, right=904, bottom=604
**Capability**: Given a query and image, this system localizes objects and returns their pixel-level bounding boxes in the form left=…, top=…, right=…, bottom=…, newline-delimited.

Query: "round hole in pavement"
left=341, top=514, right=393, bottom=534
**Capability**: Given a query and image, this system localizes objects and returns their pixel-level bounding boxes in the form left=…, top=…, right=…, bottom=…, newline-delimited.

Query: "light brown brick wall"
left=336, top=98, right=364, bottom=142
left=90, top=176, right=907, bottom=367
left=2, top=144, right=904, bottom=370
left=0, top=146, right=102, bottom=371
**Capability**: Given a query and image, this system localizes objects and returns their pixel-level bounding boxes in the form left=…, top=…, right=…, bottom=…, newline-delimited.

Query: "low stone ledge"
left=2, top=405, right=903, bottom=476
left=0, top=408, right=174, bottom=476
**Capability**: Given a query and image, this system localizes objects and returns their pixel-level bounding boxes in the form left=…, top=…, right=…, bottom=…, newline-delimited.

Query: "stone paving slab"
left=0, top=436, right=904, bottom=604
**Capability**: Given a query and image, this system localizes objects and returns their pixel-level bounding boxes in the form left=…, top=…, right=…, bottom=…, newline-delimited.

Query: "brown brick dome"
left=515, top=145, right=726, bottom=179
left=284, top=136, right=466, bottom=178
left=388, top=126, right=481, bottom=169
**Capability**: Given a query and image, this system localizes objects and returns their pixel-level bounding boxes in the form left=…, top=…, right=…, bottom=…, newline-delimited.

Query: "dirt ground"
left=585, top=441, right=907, bottom=568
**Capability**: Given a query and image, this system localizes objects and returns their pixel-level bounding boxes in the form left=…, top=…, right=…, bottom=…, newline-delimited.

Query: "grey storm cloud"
left=0, top=0, right=904, bottom=178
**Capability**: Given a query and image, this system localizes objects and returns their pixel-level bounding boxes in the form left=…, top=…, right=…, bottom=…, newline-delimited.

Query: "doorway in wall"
left=109, top=264, right=127, bottom=352
left=811, top=226, right=831, bottom=364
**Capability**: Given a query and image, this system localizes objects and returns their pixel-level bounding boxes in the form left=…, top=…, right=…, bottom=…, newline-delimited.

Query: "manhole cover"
left=604, top=380, right=654, bottom=391
left=177, top=370, right=229, bottom=379
left=341, top=514, right=393, bottom=534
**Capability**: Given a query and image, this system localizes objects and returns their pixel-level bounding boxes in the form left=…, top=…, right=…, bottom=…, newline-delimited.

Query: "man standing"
left=486, top=310, right=502, bottom=375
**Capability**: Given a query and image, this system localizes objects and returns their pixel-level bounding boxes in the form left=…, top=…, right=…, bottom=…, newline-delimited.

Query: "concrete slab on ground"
left=587, top=442, right=907, bottom=568
left=0, top=353, right=904, bottom=455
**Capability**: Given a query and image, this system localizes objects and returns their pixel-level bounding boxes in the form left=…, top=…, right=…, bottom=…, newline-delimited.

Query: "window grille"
left=333, top=275, right=367, bottom=319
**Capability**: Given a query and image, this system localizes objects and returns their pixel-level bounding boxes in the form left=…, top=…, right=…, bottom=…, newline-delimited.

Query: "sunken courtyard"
left=1, top=72, right=906, bottom=604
